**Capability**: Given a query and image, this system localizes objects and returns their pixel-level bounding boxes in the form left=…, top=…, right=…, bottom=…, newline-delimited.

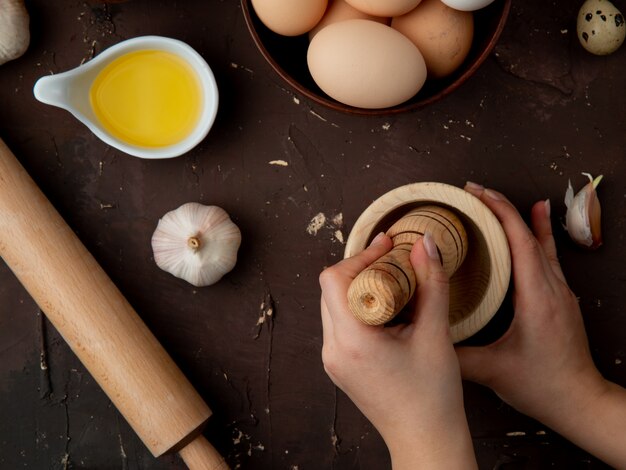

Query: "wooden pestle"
left=348, top=205, right=468, bottom=325
left=0, top=138, right=227, bottom=470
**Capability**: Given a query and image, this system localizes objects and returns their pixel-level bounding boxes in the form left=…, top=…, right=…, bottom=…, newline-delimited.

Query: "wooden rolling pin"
left=0, top=138, right=227, bottom=470
left=348, top=205, right=468, bottom=325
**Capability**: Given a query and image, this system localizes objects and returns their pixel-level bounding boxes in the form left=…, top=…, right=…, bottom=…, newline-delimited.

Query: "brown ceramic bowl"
left=241, top=0, right=511, bottom=115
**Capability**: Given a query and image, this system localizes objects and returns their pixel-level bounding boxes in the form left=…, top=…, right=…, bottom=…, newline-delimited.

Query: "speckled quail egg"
left=577, top=0, right=625, bottom=55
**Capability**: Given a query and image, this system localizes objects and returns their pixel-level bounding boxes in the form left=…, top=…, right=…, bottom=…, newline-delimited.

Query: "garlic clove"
left=0, top=0, right=30, bottom=66
left=151, top=203, right=242, bottom=287
left=564, top=172, right=603, bottom=249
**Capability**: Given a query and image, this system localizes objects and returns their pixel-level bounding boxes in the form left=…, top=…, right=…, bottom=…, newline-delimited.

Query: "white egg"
left=440, top=0, right=495, bottom=11
left=577, top=0, right=625, bottom=55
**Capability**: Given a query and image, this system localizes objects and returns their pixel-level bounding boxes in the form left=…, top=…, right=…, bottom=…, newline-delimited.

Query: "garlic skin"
left=151, top=203, right=241, bottom=287
left=564, top=173, right=603, bottom=249
left=0, top=0, right=30, bottom=66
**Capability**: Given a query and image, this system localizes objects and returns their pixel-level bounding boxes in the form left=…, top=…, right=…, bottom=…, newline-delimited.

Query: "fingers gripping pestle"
left=348, top=205, right=468, bottom=325
left=0, top=138, right=228, bottom=470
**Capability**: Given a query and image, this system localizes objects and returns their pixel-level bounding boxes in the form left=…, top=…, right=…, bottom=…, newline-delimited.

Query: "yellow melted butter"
left=89, top=50, right=202, bottom=147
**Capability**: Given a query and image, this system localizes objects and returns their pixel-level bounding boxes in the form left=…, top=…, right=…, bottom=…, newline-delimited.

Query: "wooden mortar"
left=345, top=182, right=511, bottom=343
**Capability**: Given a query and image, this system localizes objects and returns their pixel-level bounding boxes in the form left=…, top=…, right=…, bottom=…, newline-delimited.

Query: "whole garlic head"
left=151, top=203, right=242, bottom=287
left=0, top=0, right=30, bottom=66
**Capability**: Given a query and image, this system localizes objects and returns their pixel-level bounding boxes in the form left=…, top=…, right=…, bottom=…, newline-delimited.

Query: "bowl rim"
left=241, top=0, right=512, bottom=115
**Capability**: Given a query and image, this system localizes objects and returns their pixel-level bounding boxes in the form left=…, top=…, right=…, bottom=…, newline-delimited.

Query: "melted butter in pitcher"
left=89, top=50, right=202, bottom=147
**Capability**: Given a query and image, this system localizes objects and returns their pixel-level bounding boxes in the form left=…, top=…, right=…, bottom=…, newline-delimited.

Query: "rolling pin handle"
left=179, top=435, right=229, bottom=470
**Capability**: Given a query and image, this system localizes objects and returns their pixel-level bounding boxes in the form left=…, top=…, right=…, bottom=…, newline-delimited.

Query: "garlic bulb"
left=0, top=0, right=30, bottom=66
left=151, top=203, right=241, bottom=286
left=564, top=173, right=603, bottom=249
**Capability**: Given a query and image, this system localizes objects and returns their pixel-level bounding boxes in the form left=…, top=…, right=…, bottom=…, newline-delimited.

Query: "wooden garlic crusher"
left=344, top=182, right=511, bottom=343
left=348, top=205, right=468, bottom=325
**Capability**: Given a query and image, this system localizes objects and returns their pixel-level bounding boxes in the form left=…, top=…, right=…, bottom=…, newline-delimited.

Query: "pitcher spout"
left=33, top=73, right=72, bottom=109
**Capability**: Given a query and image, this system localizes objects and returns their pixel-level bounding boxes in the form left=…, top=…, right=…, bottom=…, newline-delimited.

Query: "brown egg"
left=345, top=0, right=422, bottom=17
left=309, top=0, right=389, bottom=40
left=307, top=19, right=427, bottom=108
left=251, top=0, right=328, bottom=36
left=392, top=0, right=473, bottom=78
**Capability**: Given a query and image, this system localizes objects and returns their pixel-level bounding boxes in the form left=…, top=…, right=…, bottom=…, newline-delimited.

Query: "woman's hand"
left=457, top=183, right=626, bottom=468
left=320, top=232, right=477, bottom=469
left=457, top=183, right=603, bottom=421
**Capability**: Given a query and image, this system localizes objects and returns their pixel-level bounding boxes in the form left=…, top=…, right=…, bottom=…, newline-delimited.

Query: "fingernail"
left=544, top=198, right=551, bottom=218
left=465, top=181, right=484, bottom=192
left=370, top=232, right=386, bottom=246
left=484, top=189, right=502, bottom=201
left=423, top=232, right=439, bottom=261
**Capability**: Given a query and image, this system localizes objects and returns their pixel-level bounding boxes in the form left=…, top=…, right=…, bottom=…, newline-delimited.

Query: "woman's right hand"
left=457, top=183, right=626, bottom=468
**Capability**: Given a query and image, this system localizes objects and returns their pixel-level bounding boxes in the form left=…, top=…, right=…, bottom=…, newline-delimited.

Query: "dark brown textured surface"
left=0, top=1, right=624, bottom=468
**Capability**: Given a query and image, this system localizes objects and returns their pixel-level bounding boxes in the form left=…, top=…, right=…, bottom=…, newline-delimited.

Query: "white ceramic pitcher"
left=33, top=36, right=219, bottom=159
